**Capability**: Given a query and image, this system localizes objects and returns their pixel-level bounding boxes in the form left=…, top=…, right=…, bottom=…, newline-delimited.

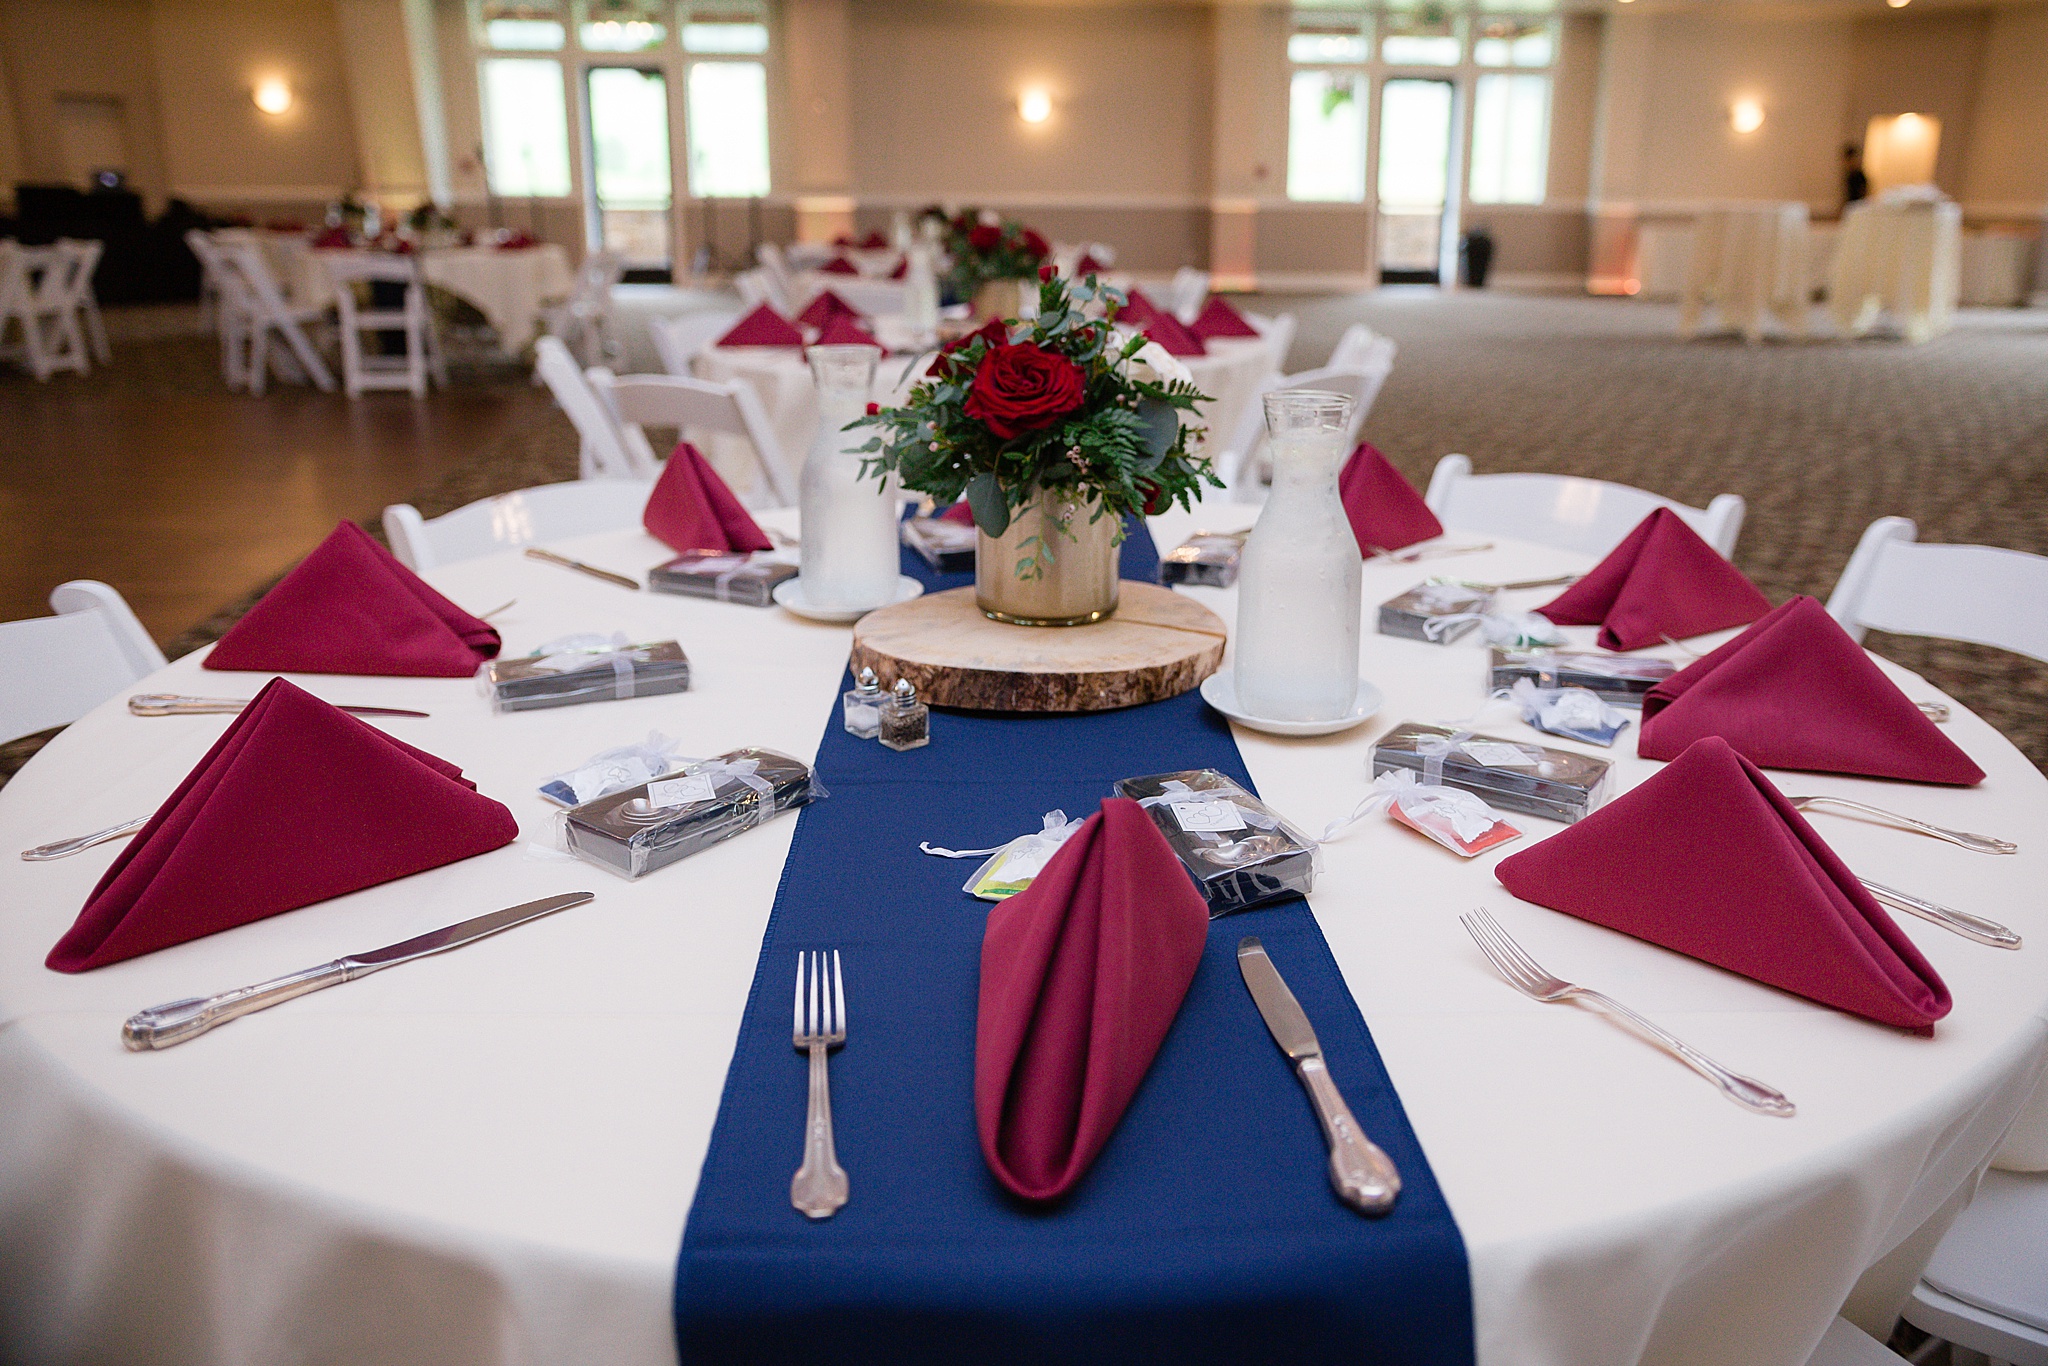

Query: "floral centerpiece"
left=939, top=209, right=1051, bottom=316
left=853, top=269, right=1217, bottom=625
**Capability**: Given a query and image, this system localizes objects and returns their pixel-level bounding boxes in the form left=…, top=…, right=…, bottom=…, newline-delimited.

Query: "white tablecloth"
left=1182, top=334, right=1284, bottom=460
left=258, top=238, right=575, bottom=354
left=3, top=510, right=2046, bottom=1366
left=1679, top=203, right=1811, bottom=343
left=1828, top=199, right=1963, bottom=344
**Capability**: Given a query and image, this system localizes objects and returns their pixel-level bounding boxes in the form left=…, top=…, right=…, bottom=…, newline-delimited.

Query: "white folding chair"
left=1801, top=1316, right=1915, bottom=1366
left=1425, top=454, right=1748, bottom=559
left=382, top=480, right=656, bottom=572
left=1329, top=322, right=1389, bottom=371
left=212, top=238, right=335, bottom=395
left=1221, top=358, right=1395, bottom=502
left=755, top=242, right=797, bottom=306
left=57, top=239, right=110, bottom=365
left=322, top=252, right=445, bottom=398
left=186, top=230, right=255, bottom=388
left=1899, top=1168, right=2048, bottom=1366
left=582, top=366, right=664, bottom=479
left=0, top=244, right=90, bottom=380
left=734, top=267, right=787, bottom=314
left=1246, top=310, right=1298, bottom=373
left=0, top=581, right=166, bottom=744
left=533, top=336, right=640, bottom=479
left=1827, top=517, right=2048, bottom=663
left=1169, top=266, right=1211, bottom=325
left=589, top=370, right=797, bottom=507
left=541, top=250, right=625, bottom=366
left=649, top=310, right=739, bottom=377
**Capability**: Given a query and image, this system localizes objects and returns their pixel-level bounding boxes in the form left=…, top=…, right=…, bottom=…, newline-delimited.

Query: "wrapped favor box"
left=649, top=551, right=795, bottom=608
left=1114, top=769, right=1316, bottom=916
left=1489, top=647, right=1677, bottom=710
left=1159, top=532, right=1245, bottom=588
left=900, top=516, right=977, bottom=573
left=1371, top=722, right=1615, bottom=824
left=1379, top=582, right=1496, bottom=643
left=480, top=641, right=690, bottom=713
left=564, top=746, right=821, bottom=879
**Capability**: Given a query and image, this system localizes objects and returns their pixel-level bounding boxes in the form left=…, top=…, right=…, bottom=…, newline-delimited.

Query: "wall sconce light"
left=1886, top=0, right=1911, bottom=8
left=1018, top=88, right=1052, bottom=125
left=1730, top=97, right=1764, bottom=133
left=253, top=77, right=293, bottom=115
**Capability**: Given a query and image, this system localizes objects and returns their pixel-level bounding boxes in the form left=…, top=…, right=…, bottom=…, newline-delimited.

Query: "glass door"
left=585, top=65, right=673, bottom=279
left=1376, top=78, right=1455, bottom=284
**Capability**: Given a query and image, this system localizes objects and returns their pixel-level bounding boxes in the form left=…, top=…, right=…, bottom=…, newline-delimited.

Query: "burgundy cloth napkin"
left=814, top=312, right=880, bottom=348
left=859, top=231, right=888, bottom=250
left=818, top=256, right=860, bottom=275
left=1538, top=508, right=1771, bottom=651
left=1189, top=296, right=1260, bottom=340
left=47, top=678, right=519, bottom=973
left=887, top=256, right=908, bottom=280
left=715, top=305, right=804, bottom=348
left=796, top=289, right=860, bottom=330
left=1640, top=595, right=1985, bottom=785
left=975, top=797, right=1209, bottom=1202
left=1073, top=253, right=1108, bottom=278
left=1143, top=312, right=1206, bottom=358
left=205, top=521, right=499, bottom=678
left=1340, top=442, right=1443, bottom=555
left=644, top=442, right=773, bottom=554
left=1496, top=735, right=1951, bottom=1029
left=1118, top=288, right=1162, bottom=327
left=939, top=501, right=976, bottom=526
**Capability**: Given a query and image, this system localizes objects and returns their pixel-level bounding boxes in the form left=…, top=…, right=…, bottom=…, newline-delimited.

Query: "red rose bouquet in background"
left=940, top=208, right=1052, bottom=306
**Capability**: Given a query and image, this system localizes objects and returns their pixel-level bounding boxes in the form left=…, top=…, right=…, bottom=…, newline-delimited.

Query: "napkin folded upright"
left=886, top=256, right=908, bottom=280
left=814, top=312, right=880, bottom=348
left=714, top=305, right=804, bottom=348
left=818, top=256, right=860, bottom=275
left=1189, top=296, right=1261, bottom=340
left=205, top=521, right=500, bottom=678
left=859, top=231, right=888, bottom=250
left=644, top=442, right=774, bottom=554
left=1340, top=441, right=1443, bottom=555
left=976, top=797, right=1208, bottom=1202
left=1495, top=735, right=1952, bottom=1029
left=46, top=678, right=519, bottom=973
left=795, top=289, right=860, bottom=330
left=1640, top=595, right=1985, bottom=785
left=1142, top=312, right=1206, bottom=358
left=1073, top=252, right=1109, bottom=278
left=1538, top=508, right=1771, bottom=651
left=1117, top=288, right=1162, bottom=328
left=939, top=501, right=976, bottom=526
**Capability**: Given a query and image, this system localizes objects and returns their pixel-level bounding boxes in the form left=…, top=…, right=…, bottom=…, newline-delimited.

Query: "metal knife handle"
left=121, top=960, right=361, bottom=1050
left=1293, top=1056, right=1400, bottom=1215
left=128, top=694, right=243, bottom=716
left=22, top=815, right=149, bottom=861
left=1862, top=879, right=2022, bottom=950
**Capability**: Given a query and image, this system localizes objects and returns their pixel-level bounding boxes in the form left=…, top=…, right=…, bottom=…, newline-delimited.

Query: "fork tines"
left=792, top=949, right=846, bottom=1045
left=1460, top=908, right=1545, bottom=994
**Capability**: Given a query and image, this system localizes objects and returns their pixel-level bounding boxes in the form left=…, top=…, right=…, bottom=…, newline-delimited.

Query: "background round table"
left=2, top=503, right=2043, bottom=1366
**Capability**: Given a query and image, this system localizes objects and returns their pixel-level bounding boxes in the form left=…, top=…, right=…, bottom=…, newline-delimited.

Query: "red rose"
left=963, top=342, right=1087, bottom=440
left=930, top=318, right=1009, bottom=380
left=1137, top=478, right=1168, bottom=516
left=968, top=223, right=1003, bottom=253
left=1037, top=263, right=1054, bottom=282
left=865, top=402, right=880, bottom=416
left=1019, top=229, right=1050, bottom=259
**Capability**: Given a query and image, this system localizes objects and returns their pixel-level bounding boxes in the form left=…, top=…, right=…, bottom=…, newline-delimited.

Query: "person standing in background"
left=1842, top=144, right=1869, bottom=207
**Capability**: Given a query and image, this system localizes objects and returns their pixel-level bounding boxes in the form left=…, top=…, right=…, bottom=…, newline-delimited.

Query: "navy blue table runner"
left=674, top=522, right=1472, bottom=1364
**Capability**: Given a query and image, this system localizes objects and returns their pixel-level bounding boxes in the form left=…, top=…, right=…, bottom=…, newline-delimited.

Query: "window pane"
left=588, top=67, right=671, bottom=205
left=1475, top=18, right=1554, bottom=66
left=481, top=57, right=571, bottom=197
left=1287, top=70, right=1367, bottom=203
left=683, top=22, right=768, bottom=53
left=686, top=61, right=770, bottom=197
left=1288, top=32, right=1369, bottom=63
left=485, top=18, right=564, bottom=49
left=1469, top=73, right=1549, bottom=204
left=581, top=0, right=665, bottom=51
left=1378, top=78, right=1451, bottom=207
left=1381, top=10, right=1460, bottom=65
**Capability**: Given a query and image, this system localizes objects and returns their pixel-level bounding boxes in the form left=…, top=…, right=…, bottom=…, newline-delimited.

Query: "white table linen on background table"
left=1828, top=197, right=1963, bottom=345
left=1678, top=203, right=1812, bottom=344
left=3, top=505, right=2046, bottom=1366
left=253, top=236, right=575, bottom=355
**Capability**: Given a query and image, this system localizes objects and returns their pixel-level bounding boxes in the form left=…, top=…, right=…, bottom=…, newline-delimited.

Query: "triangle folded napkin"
left=887, top=256, right=908, bottom=280
left=795, top=288, right=860, bottom=330
left=1143, top=311, right=1206, bottom=358
left=1495, top=735, right=1951, bottom=1029
left=976, top=797, right=1209, bottom=1202
left=1538, top=507, right=1771, bottom=651
left=818, top=256, right=860, bottom=275
left=47, top=678, right=519, bottom=973
left=939, top=501, right=976, bottom=526
left=714, top=305, right=804, bottom=348
left=205, top=520, right=499, bottom=678
left=1341, top=441, right=1443, bottom=555
left=1189, top=296, right=1261, bottom=340
left=814, top=312, right=880, bottom=348
left=1117, top=288, right=1162, bottom=328
left=644, top=442, right=774, bottom=554
left=1073, top=252, right=1108, bottom=278
left=1640, top=595, right=1984, bottom=785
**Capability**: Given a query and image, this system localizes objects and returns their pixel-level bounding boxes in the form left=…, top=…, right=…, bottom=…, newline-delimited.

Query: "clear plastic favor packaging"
left=539, top=732, right=689, bottom=807
left=1488, top=647, right=1677, bottom=709
left=900, top=516, right=977, bottom=573
left=928, top=810, right=1087, bottom=901
left=1370, top=721, right=1615, bottom=824
left=1504, top=678, right=1631, bottom=748
left=1159, top=532, right=1246, bottom=588
left=649, top=551, right=796, bottom=607
left=563, top=746, right=822, bottom=879
left=1378, top=582, right=1498, bottom=644
left=1114, top=769, right=1317, bottom=916
left=480, top=635, right=691, bottom=713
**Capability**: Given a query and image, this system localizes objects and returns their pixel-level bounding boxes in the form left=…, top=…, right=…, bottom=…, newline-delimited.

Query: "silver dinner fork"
left=1460, top=908, right=1796, bottom=1117
left=1786, top=794, right=2016, bottom=856
left=791, top=949, right=849, bottom=1219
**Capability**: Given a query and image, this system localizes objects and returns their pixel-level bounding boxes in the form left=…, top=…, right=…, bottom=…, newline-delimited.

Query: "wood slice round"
left=850, top=583, right=1227, bottom=713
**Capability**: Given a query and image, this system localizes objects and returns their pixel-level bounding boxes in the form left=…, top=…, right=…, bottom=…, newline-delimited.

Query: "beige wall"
left=1961, top=1, right=2048, bottom=214
left=0, top=0, right=170, bottom=205
left=1846, top=8, right=1987, bottom=200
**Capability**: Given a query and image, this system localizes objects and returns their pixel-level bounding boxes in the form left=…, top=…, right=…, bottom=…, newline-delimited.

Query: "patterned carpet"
left=5, top=290, right=2044, bottom=782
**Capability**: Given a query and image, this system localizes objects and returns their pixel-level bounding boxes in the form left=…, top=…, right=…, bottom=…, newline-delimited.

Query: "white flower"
left=1116, top=332, right=1194, bottom=389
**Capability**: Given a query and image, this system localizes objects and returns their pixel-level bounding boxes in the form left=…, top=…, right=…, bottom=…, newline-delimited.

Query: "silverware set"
left=790, top=949, right=850, bottom=1219
left=523, top=546, right=641, bottom=590
left=1785, top=793, right=2021, bottom=948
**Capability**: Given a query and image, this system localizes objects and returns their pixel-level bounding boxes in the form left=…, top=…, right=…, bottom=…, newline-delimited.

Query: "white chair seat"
left=383, top=480, right=657, bottom=572
left=1424, top=454, right=1747, bottom=559
left=0, top=582, right=166, bottom=744
left=1904, top=1169, right=2048, bottom=1366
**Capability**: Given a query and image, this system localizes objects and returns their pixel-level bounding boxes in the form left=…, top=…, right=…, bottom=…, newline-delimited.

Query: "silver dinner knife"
left=121, top=891, right=596, bottom=1050
left=1236, top=937, right=1401, bottom=1215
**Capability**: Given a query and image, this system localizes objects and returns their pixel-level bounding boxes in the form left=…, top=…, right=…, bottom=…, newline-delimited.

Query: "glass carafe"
left=1234, top=390, right=1361, bottom=720
left=799, top=344, right=898, bottom=610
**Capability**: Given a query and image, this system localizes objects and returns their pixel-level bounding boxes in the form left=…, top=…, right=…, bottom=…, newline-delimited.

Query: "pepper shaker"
left=878, top=677, right=930, bottom=751
left=842, top=666, right=885, bottom=738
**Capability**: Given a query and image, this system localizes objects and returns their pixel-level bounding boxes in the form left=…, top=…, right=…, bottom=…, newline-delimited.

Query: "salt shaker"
left=842, top=666, right=885, bottom=738
left=879, top=677, right=930, bottom=751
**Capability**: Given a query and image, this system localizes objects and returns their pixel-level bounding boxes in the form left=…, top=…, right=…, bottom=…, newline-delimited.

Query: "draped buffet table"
left=3, top=501, right=2046, bottom=1366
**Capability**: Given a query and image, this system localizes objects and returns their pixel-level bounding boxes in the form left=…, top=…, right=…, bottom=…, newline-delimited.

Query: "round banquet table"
left=3, top=503, right=2045, bottom=1366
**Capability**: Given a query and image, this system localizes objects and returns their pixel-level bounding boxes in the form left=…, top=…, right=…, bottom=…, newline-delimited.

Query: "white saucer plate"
left=771, top=575, right=925, bottom=623
left=1199, top=669, right=1384, bottom=737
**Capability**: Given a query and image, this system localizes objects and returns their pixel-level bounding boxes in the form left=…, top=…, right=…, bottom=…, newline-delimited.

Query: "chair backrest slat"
left=1827, top=517, right=2048, bottom=663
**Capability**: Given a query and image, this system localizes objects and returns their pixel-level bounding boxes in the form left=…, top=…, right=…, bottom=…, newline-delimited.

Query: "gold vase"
left=975, top=494, right=1120, bottom=626
left=970, top=278, right=1026, bottom=321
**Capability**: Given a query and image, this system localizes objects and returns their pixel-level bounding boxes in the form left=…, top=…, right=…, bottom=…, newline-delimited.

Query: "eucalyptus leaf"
left=1134, top=398, right=1180, bottom=461
left=965, top=471, right=1009, bottom=536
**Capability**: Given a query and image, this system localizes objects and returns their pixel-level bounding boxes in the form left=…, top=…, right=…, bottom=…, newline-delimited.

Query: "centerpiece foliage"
left=936, top=208, right=1052, bottom=303
left=852, top=270, right=1218, bottom=544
